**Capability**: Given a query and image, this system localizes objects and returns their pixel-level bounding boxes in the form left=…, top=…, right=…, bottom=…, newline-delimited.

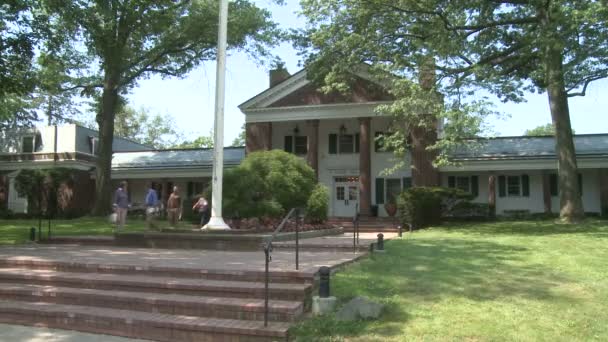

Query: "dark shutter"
left=471, top=175, right=479, bottom=197
left=329, top=134, right=337, bottom=154
left=578, top=173, right=583, bottom=195
left=284, top=136, right=293, bottom=153
left=550, top=174, right=558, bottom=196
left=355, top=133, right=360, bottom=153
left=187, top=182, right=193, bottom=198
left=498, top=176, right=506, bottom=197
left=448, top=176, right=456, bottom=188
left=403, top=177, right=412, bottom=190
left=375, top=178, right=385, bottom=204
left=522, top=174, right=530, bottom=197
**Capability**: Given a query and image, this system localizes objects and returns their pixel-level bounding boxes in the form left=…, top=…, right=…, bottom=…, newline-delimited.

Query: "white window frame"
left=507, top=175, right=521, bottom=197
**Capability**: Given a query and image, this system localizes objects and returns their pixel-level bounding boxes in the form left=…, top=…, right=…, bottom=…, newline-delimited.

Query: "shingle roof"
left=451, top=134, right=608, bottom=161
left=112, top=147, right=245, bottom=169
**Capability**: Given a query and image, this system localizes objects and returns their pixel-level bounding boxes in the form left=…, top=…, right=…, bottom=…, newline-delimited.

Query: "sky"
left=127, top=0, right=608, bottom=145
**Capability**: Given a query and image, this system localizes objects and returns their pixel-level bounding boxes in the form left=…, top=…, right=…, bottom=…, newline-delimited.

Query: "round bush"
left=306, top=183, right=329, bottom=223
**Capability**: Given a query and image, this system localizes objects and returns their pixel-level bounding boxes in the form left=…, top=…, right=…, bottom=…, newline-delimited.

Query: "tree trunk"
left=411, top=57, right=440, bottom=187
left=91, top=75, right=120, bottom=216
left=543, top=24, right=584, bottom=222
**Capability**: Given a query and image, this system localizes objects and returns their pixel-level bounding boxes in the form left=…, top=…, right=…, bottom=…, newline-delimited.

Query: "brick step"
left=0, top=283, right=303, bottom=322
left=0, top=268, right=311, bottom=301
left=41, top=236, right=115, bottom=246
left=342, top=228, right=399, bottom=232
left=0, top=300, right=290, bottom=342
left=0, top=258, right=312, bottom=284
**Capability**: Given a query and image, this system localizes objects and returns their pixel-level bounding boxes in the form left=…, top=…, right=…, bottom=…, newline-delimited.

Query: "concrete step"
left=0, top=258, right=312, bottom=284
left=0, top=300, right=290, bottom=342
left=0, top=268, right=311, bottom=301
left=0, top=283, right=303, bottom=322
left=41, top=235, right=115, bottom=246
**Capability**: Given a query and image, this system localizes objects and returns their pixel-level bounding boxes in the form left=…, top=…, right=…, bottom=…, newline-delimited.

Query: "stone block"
left=312, top=296, right=336, bottom=316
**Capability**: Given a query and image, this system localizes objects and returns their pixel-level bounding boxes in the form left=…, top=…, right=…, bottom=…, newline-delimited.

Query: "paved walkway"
left=0, top=323, right=149, bottom=342
left=275, top=232, right=398, bottom=248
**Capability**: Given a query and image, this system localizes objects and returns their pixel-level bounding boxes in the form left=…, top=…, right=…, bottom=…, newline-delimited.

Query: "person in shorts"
left=192, top=195, right=209, bottom=228
left=166, top=186, right=182, bottom=228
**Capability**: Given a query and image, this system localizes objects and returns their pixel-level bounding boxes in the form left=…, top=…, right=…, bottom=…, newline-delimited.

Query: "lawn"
left=0, top=217, right=149, bottom=245
left=292, top=219, right=608, bottom=342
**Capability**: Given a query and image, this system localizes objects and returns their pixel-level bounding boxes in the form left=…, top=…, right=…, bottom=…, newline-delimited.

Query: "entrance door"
left=334, top=176, right=359, bottom=217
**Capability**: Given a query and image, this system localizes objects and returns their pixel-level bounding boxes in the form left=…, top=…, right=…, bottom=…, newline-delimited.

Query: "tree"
left=175, top=132, right=214, bottom=149
left=114, top=105, right=183, bottom=149
left=0, top=0, right=37, bottom=99
left=525, top=123, right=575, bottom=136
left=230, top=124, right=246, bottom=147
left=299, top=0, right=608, bottom=222
left=297, top=0, right=496, bottom=187
left=40, top=0, right=281, bottom=215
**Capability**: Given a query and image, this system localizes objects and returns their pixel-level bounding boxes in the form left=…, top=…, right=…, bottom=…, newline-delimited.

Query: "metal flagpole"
left=203, top=0, right=230, bottom=230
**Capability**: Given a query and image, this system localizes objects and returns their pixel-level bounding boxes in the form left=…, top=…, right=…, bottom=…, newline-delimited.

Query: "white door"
left=333, top=177, right=359, bottom=217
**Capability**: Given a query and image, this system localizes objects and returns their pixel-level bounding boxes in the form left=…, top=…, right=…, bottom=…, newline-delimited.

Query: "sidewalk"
left=0, top=323, right=149, bottom=342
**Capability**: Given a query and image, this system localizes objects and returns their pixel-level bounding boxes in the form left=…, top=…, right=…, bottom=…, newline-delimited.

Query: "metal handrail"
left=352, top=203, right=359, bottom=252
left=262, top=207, right=300, bottom=327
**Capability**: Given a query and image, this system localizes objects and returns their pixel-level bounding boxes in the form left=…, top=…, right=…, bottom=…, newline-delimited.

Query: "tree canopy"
left=524, top=123, right=574, bottom=136
left=37, top=0, right=282, bottom=215
left=298, top=0, right=608, bottom=222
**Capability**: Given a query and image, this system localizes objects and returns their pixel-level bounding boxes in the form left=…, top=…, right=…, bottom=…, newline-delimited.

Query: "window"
left=375, top=177, right=412, bottom=204
left=507, top=176, right=520, bottom=196
left=386, top=179, right=401, bottom=203
left=447, top=175, right=479, bottom=196
left=88, top=136, right=99, bottom=155
left=22, top=136, right=34, bottom=153
left=498, top=175, right=530, bottom=197
left=284, top=135, right=308, bottom=155
left=187, top=182, right=206, bottom=197
left=329, top=133, right=360, bottom=154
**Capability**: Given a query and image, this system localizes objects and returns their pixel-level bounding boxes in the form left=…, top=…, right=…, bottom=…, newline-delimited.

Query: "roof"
left=451, top=134, right=608, bottom=161
left=112, top=147, right=245, bottom=169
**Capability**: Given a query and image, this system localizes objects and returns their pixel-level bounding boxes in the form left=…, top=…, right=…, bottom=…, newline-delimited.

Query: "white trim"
left=440, top=158, right=608, bottom=172
left=0, top=160, right=94, bottom=171
left=243, top=102, right=390, bottom=123
left=239, top=70, right=309, bottom=110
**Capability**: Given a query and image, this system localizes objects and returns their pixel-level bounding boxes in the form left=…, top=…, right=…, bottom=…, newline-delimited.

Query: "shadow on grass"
left=441, top=218, right=608, bottom=237
left=291, top=237, right=576, bottom=341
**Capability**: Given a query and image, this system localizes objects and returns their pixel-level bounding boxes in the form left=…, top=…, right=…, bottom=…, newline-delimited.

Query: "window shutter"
left=375, top=178, right=385, bottom=204
left=578, top=173, right=583, bottom=195
left=522, top=174, right=530, bottom=197
left=284, top=136, right=293, bottom=153
left=187, top=182, right=193, bottom=198
left=448, top=176, right=456, bottom=188
left=471, top=175, right=479, bottom=197
left=329, top=134, right=337, bottom=154
left=402, top=177, right=412, bottom=190
left=550, top=174, right=558, bottom=196
left=498, top=176, right=506, bottom=197
left=355, top=133, right=360, bottom=153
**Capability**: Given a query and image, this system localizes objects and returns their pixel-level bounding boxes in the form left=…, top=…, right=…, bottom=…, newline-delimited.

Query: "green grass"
left=0, top=217, right=149, bottom=245
left=292, top=219, right=608, bottom=342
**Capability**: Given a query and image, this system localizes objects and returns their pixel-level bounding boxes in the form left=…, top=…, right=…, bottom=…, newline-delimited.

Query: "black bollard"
left=377, top=233, right=384, bottom=251
left=29, top=227, right=36, bottom=241
left=398, top=225, right=402, bottom=237
left=319, top=266, right=331, bottom=298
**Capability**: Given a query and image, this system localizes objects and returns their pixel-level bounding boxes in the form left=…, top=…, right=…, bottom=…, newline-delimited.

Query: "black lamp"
left=339, top=124, right=346, bottom=135
left=293, top=124, right=300, bottom=136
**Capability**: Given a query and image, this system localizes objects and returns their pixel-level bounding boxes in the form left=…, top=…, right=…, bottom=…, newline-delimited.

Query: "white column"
left=203, top=0, right=230, bottom=230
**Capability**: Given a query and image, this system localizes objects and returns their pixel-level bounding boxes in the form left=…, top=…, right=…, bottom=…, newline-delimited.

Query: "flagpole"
left=203, top=0, right=230, bottom=230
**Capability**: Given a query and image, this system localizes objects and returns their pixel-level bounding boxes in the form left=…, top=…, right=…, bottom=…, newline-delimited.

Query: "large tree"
left=299, top=0, right=608, bottom=222
left=41, top=0, right=281, bottom=215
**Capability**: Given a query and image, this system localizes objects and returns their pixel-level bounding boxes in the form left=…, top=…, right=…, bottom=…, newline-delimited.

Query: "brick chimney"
left=269, top=68, right=290, bottom=88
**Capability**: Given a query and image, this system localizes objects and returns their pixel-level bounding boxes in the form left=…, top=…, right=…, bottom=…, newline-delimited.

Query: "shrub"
left=398, top=187, right=474, bottom=229
left=306, top=184, right=329, bottom=223
left=222, top=150, right=316, bottom=219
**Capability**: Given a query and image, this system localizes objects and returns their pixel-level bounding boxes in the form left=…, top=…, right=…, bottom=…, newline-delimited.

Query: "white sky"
left=127, top=0, right=608, bottom=144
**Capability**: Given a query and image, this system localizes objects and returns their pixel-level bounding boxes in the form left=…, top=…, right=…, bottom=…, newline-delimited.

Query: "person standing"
left=145, top=183, right=160, bottom=229
left=166, top=186, right=182, bottom=228
left=192, top=195, right=209, bottom=228
left=113, top=181, right=129, bottom=229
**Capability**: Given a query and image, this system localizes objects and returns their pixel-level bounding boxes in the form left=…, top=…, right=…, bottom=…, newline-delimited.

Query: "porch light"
left=339, top=124, right=346, bottom=135
left=293, top=124, right=300, bottom=136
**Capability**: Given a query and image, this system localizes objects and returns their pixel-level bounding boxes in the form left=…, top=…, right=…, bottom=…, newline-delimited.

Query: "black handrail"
left=352, top=203, right=359, bottom=253
left=262, top=207, right=299, bottom=327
